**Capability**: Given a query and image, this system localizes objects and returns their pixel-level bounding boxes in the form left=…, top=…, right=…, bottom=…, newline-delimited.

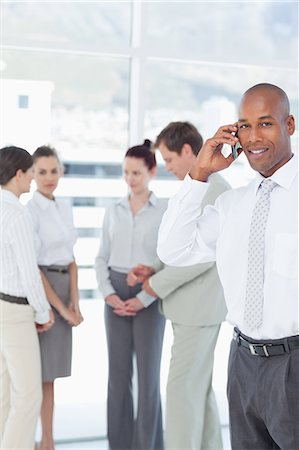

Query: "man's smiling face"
left=237, top=88, right=295, bottom=178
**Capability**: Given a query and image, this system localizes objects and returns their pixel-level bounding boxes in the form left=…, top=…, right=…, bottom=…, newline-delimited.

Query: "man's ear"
left=181, top=143, right=193, bottom=157
left=286, top=115, right=295, bottom=136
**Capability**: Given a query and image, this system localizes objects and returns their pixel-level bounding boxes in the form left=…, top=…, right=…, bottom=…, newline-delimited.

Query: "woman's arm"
left=94, top=208, right=118, bottom=298
left=68, top=261, right=83, bottom=324
left=40, top=270, right=80, bottom=326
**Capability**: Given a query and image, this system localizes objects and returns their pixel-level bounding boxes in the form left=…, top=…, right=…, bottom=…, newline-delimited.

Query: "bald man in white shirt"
left=157, top=84, right=298, bottom=449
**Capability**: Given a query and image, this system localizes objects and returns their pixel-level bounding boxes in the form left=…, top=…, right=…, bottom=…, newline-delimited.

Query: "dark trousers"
left=227, top=332, right=299, bottom=450
left=105, top=270, right=165, bottom=450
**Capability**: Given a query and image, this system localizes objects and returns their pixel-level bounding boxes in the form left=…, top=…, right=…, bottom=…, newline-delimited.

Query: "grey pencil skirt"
left=38, top=266, right=72, bottom=382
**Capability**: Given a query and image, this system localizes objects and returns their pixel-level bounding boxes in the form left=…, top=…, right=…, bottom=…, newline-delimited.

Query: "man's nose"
left=248, top=126, right=263, bottom=142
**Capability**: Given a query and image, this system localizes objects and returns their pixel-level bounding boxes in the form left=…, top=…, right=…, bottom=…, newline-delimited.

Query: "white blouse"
left=27, top=191, right=77, bottom=266
left=0, top=189, right=51, bottom=324
left=95, top=192, right=167, bottom=307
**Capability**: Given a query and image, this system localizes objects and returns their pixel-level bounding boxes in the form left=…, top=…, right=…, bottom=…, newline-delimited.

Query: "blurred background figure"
left=95, top=140, right=166, bottom=450
left=131, top=122, right=230, bottom=450
left=27, top=145, right=83, bottom=450
left=0, top=146, right=54, bottom=450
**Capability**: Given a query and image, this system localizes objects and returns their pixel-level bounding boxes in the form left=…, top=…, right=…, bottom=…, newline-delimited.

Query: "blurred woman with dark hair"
left=95, top=140, right=166, bottom=450
left=0, top=146, right=54, bottom=449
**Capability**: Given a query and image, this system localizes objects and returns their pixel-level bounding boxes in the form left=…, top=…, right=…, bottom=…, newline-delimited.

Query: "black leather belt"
left=233, top=328, right=299, bottom=357
left=41, top=265, right=69, bottom=274
left=0, top=292, right=29, bottom=305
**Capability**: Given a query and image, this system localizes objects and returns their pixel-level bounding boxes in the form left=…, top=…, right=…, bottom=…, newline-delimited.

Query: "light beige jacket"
left=151, top=173, right=230, bottom=326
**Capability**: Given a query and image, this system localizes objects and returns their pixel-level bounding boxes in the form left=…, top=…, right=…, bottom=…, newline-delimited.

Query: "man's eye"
left=261, top=122, right=272, bottom=127
left=239, top=124, right=249, bottom=129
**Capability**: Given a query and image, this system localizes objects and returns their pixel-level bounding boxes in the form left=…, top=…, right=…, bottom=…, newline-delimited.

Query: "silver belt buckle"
left=249, top=344, right=259, bottom=355
left=249, top=343, right=270, bottom=357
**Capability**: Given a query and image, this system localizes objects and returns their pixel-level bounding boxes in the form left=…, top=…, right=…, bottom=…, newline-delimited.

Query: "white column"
left=128, top=1, right=148, bottom=147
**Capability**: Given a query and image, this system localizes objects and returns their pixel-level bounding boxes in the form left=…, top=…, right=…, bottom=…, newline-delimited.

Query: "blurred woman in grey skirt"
left=27, top=146, right=83, bottom=450
left=95, top=140, right=166, bottom=450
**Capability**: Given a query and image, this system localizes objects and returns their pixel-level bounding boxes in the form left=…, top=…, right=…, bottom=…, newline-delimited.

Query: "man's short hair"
left=154, top=121, right=203, bottom=156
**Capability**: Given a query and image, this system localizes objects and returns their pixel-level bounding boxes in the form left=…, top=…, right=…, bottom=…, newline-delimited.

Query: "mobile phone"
left=231, top=132, right=242, bottom=159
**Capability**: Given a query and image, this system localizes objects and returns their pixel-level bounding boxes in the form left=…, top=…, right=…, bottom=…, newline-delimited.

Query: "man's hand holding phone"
left=189, top=124, right=242, bottom=182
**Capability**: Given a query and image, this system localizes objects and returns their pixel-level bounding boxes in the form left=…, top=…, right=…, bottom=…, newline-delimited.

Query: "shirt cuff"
left=137, top=290, right=157, bottom=308
left=35, top=309, right=50, bottom=324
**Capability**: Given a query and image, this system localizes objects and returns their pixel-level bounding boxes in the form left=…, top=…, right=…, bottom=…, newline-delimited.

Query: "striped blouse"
left=0, top=189, right=51, bottom=324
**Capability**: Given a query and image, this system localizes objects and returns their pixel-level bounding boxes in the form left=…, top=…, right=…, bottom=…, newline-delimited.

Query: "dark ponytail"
left=0, top=146, right=33, bottom=186
left=125, top=139, right=156, bottom=170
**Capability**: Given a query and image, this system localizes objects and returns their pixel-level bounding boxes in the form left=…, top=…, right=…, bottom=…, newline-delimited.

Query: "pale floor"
left=56, top=426, right=231, bottom=449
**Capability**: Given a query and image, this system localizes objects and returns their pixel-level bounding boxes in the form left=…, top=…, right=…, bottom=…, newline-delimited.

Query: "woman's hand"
left=68, top=302, right=84, bottom=326
left=105, top=294, right=137, bottom=317
left=36, top=309, right=55, bottom=333
left=124, top=297, right=145, bottom=313
left=59, top=304, right=81, bottom=326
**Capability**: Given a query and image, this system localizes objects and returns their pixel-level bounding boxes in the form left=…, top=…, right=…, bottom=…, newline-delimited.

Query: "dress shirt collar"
left=32, top=190, right=55, bottom=210
left=0, top=188, right=22, bottom=208
left=116, top=191, right=158, bottom=208
left=252, top=151, right=298, bottom=195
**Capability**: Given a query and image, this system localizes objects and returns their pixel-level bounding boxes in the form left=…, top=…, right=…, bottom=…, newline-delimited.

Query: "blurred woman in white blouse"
left=95, top=140, right=166, bottom=450
left=0, top=146, right=54, bottom=449
left=27, top=145, right=83, bottom=450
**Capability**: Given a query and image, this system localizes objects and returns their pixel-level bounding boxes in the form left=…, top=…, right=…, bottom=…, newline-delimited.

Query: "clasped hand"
left=105, top=294, right=144, bottom=316
left=105, top=265, right=156, bottom=316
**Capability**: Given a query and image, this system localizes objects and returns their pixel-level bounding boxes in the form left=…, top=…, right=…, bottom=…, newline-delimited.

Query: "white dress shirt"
left=95, top=192, right=167, bottom=307
left=27, top=191, right=77, bottom=265
left=158, top=154, right=298, bottom=340
left=0, top=189, right=51, bottom=324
